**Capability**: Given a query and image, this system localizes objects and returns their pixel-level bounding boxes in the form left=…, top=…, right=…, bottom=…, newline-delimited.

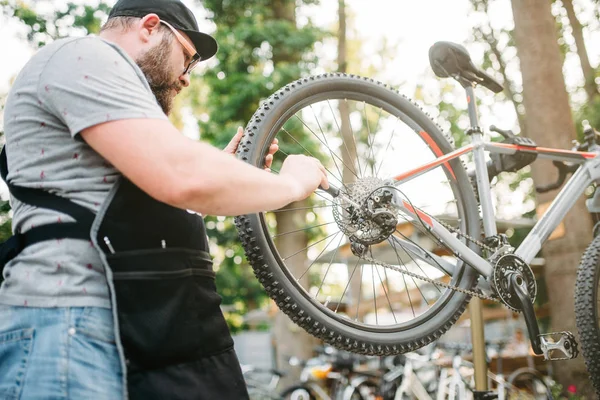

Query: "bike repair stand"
left=469, top=298, right=497, bottom=400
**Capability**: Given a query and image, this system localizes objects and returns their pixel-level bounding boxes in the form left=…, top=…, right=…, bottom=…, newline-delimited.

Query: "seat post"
left=464, top=83, right=481, bottom=132
left=464, top=83, right=498, bottom=238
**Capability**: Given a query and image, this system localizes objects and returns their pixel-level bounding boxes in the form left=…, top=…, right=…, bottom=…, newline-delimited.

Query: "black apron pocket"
left=128, top=347, right=249, bottom=400
left=107, top=248, right=233, bottom=372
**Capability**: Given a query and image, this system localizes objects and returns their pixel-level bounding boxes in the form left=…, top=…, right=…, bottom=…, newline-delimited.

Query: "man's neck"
left=98, top=31, right=141, bottom=61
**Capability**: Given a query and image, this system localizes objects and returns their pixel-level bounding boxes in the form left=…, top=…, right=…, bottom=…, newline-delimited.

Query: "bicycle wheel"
left=506, top=368, right=552, bottom=399
left=279, top=384, right=317, bottom=400
left=235, top=73, right=481, bottom=356
left=575, top=234, right=600, bottom=395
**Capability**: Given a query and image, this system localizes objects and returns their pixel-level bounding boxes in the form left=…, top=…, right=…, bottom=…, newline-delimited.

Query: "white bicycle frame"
left=388, top=85, right=600, bottom=281
left=393, top=353, right=436, bottom=400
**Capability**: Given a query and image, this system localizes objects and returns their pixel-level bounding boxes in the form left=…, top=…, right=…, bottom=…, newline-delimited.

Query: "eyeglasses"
left=160, top=20, right=201, bottom=75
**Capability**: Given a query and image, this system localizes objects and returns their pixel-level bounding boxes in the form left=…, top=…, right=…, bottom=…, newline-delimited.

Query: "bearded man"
left=0, top=0, right=328, bottom=398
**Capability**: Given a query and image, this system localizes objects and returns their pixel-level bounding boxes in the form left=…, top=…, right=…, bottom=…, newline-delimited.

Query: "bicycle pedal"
left=538, top=331, right=579, bottom=360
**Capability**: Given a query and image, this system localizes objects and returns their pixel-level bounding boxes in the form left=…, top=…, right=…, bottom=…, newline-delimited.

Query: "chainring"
left=491, top=254, right=537, bottom=312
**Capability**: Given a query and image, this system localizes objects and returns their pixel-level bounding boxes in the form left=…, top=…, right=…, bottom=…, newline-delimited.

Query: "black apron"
left=0, top=147, right=249, bottom=400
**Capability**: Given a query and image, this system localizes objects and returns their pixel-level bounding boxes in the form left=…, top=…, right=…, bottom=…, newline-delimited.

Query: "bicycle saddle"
left=429, top=41, right=504, bottom=93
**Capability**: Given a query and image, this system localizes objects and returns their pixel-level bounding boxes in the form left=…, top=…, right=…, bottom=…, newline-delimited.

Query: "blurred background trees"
left=2, top=0, right=600, bottom=394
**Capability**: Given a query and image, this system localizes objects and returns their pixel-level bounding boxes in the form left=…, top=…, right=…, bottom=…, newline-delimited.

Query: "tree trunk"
left=562, top=0, right=598, bottom=103
left=511, top=0, right=593, bottom=394
left=270, top=0, right=318, bottom=386
left=337, top=0, right=364, bottom=319
left=337, top=0, right=348, bottom=75
left=274, top=201, right=319, bottom=386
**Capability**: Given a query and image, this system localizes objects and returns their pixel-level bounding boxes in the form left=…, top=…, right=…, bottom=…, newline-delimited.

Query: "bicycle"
left=234, top=41, right=599, bottom=392
left=435, top=341, right=552, bottom=400
left=389, top=351, right=439, bottom=400
left=278, top=345, right=379, bottom=400
left=241, top=364, right=286, bottom=400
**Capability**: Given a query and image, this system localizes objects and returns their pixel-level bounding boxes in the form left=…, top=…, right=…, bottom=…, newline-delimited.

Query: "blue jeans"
left=0, top=306, right=123, bottom=399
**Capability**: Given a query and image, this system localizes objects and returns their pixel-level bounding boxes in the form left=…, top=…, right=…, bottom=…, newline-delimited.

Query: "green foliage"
left=1, top=1, right=111, bottom=48
left=551, top=381, right=585, bottom=399
left=198, top=0, right=324, bottom=142
left=575, top=95, right=600, bottom=139
left=196, top=0, right=324, bottom=331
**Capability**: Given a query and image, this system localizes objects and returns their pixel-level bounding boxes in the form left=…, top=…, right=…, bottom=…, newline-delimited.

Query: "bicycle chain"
left=361, top=218, right=502, bottom=302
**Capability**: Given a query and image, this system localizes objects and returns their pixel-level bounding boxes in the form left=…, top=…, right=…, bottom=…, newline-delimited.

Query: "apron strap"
left=0, top=146, right=94, bottom=270
left=0, top=223, right=91, bottom=266
left=0, top=146, right=95, bottom=224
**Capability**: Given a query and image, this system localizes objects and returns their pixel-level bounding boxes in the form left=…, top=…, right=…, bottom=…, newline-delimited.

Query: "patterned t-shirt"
left=0, top=36, right=168, bottom=308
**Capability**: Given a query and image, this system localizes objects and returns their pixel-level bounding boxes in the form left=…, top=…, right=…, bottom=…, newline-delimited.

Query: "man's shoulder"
left=36, top=35, right=141, bottom=86
left=40, top=36, right=126, bottom=63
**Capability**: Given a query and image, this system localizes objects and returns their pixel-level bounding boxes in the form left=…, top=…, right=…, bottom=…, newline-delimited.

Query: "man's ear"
left=138, top=13, right=161, bottom=43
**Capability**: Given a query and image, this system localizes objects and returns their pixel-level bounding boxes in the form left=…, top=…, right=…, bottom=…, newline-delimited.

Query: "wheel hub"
left=332, top=178, right=398, bottom=257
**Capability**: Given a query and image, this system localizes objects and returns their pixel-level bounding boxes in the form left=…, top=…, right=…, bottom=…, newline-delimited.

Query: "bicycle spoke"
left=355, top=264, right=363, bottom=321
left=292, top=115, right=357, bottom=185
left=387, top=237, right=416, bottom=317
left=391, top=232, right=443, bottom=295
left=335, top=257, right=362, bottom=313
left=374, top=260, right=398, bottom=324
left=297, top=231, right=342, bottom=281
left=388, top=237, right=431, bottom=306
left=271, top=221, right=337, bottom=239
left=369, top=247, right=397, bottom=324
left=345, top=99, right=364, bottom=177
left=279, top=126, right=348, bottom=189
left=310, top=104, right=345, bottom=183
left=366, top=106, right=384, bottom=176
left=371, top=263, right=377, bottom=325
left=375, top=117, right=401, bottom=177
left=269, top=167, right=341, bottom=209
left=381, top=267, right=399, bottom=323
left=282, top=230, right=341, bottom=261
left=315, top=233, right=346, bottom=300
left=271, top=204, right=335, bottom=213
left=327, top=100, right=359, bottom=177
left=393, top=230, right=444, bottom=295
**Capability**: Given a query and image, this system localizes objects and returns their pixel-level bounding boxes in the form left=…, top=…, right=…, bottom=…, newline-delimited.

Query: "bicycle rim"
left=236, top=74, right=481, bottom=353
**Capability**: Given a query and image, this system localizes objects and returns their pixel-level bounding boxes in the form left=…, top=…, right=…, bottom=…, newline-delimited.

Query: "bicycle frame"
left=392, top=85, right=600, bottom=281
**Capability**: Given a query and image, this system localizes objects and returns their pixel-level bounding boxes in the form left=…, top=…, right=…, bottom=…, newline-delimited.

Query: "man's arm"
left=81, top=118, right=328, bottom=216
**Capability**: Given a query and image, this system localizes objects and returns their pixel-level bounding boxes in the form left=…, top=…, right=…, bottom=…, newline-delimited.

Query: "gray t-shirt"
left=0, top=36, right=168, bottom=308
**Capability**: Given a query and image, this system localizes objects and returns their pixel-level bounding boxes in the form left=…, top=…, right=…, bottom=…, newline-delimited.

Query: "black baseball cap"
left=108, top=0, right=218, bottom=61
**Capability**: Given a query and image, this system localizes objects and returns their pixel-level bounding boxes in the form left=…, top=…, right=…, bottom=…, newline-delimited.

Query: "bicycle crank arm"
left=509, top=274, right=579, bottom=360
left=509, top=274, right=543, bottom=354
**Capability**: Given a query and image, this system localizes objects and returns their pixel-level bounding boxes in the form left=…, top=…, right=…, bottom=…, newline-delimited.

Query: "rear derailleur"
left=333, top=182, right=398, bottom=258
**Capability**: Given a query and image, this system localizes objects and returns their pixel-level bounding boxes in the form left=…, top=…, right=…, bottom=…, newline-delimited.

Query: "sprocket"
left=491, top=254, right=537, bottom=312
left=332, top=178, right=398, bottom=249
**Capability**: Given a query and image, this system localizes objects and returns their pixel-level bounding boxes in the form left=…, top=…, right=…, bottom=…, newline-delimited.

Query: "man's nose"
left=179, top=73, right=191, bottom=88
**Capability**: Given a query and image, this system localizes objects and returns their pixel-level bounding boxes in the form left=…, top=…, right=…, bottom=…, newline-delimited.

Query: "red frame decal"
left=402, top=200, right=433, bottom=226
left=394, top=144, right=474, bottom=182
left=491, top=142, right=597, bottom=159
left=419, top=131, right=457, bottom=180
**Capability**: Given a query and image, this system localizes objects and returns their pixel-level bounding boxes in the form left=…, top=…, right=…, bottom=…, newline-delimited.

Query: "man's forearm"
left=174, top=141, right=300, bottom=216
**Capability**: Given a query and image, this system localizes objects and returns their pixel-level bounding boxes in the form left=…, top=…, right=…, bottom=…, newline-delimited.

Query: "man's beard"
left=136, top=37, right=181, bottom=115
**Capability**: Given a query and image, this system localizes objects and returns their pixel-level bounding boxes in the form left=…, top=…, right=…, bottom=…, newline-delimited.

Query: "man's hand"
left=223, top=126, right=279, bottom=171
left=279, top=155, right=329, bottom=201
